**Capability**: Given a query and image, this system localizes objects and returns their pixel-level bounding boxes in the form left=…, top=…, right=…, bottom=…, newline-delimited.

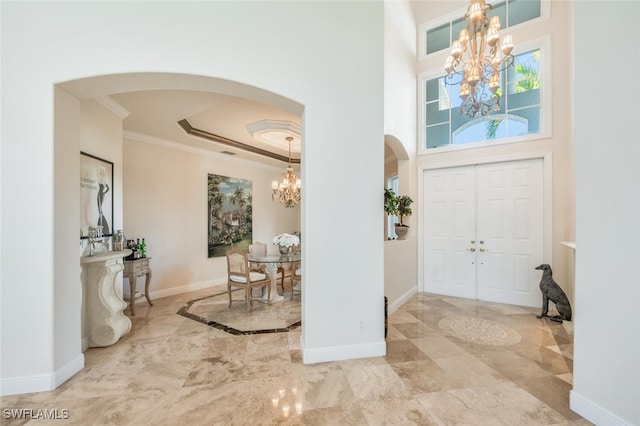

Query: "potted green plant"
left=384, top=189, right=413, bottom=240
left=384, top=188, right=398, bottom=217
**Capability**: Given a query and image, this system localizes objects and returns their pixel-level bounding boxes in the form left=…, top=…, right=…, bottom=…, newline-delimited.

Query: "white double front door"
left=423, top=158, right=544, bottom=307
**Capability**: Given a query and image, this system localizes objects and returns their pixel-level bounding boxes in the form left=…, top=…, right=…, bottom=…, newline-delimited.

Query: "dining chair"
left=248, top=242, right=267, bottom=272
left=249, top=241, right=267, bottom=258
left=226, top=249, right=271, bottom=311
left=290, top=261, right=301, bottom=300
left=251, top=241, right=287, bottom=293
left=279, top=261, right=296, bottom=295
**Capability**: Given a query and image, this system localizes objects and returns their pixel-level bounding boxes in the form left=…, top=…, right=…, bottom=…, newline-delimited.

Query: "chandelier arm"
left=493, top=54, right=515, bottom=73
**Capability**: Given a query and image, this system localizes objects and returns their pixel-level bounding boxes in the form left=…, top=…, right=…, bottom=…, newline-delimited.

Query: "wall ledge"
left=384, top=237, right=414, bottom=244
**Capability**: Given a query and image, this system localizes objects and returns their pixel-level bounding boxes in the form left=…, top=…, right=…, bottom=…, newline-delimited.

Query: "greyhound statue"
left=534, top=264, right=572, bottom=322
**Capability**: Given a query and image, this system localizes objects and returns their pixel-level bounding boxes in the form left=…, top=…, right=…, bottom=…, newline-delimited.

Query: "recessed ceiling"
left=109, top=90, right=302, bottom=166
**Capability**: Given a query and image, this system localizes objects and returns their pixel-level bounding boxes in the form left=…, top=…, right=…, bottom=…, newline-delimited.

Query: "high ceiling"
left=110, top=90, right=302, bottom=167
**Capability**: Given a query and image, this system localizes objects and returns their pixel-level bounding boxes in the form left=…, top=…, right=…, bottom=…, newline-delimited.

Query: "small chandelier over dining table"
left=444, top=0, right=515, bottom=118
left=272, top=136, right=301, bottom=208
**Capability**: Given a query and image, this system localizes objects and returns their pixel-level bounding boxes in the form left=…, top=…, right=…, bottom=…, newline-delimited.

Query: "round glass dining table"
left=248, top=252, right=301, bottom=303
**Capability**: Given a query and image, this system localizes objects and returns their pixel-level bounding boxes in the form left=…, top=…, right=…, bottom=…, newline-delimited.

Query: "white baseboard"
left=302, top=341, right=386, bottom=364
left=570, top=390, right=633, bottom=426
left=149, top=278, right=225, bottom=300
left=388, top=286, right=418, bottom=315
left=54, top=353, right=84, bottom=389
left=1, top=353, right=84, bottom=397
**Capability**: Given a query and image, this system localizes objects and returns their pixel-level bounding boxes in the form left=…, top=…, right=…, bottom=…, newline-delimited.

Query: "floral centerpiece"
left=273, top=233, right=300, bottom=254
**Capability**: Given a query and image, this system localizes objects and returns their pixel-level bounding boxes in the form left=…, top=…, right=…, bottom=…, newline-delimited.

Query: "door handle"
left=479, top=240, right=485, bottom=244
left=467, top=247, right=476, bottom=252
left=479, top=248, right=488, bottom=252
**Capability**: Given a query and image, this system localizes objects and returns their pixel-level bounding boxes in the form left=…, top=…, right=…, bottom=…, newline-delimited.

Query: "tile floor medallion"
left=438, top=316, right=522, bottom=346
left=178, top=286, right=301, bottom=335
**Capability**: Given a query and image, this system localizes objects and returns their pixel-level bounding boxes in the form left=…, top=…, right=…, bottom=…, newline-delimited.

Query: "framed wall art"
left=208, top=174, right=253, bottom=257
left=80, top=152, right=114, bottom=238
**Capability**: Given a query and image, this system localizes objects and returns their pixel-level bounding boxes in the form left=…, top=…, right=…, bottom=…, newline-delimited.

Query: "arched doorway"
left=57, top=72, right=305, bottom=356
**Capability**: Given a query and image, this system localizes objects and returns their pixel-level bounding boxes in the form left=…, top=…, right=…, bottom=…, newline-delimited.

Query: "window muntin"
left=423, top=0, right=541, bottom=57
left=423, top=48, right=541, bottom=150
left=386, top=176, right=399, bottom=240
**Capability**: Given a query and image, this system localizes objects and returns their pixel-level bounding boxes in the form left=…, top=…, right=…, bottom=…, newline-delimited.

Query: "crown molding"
left=178, top=119, right=300, bottom=164
left=123, top=130, right=284, bottom=172
left=94, top=96, right=130, bottom=119
left=247, top=119, right=301, bottom=137
left=246, top=119, right=301, bottom=152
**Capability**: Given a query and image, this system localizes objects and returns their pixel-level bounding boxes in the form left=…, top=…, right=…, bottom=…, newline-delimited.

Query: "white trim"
left=124, top=131, right=284, bottom=172
left=1, top=353, right=84, bottom=396
left=418, top=36, right=552, bottom=156
left=302, top=341, right=386, bottom=364
left=388, top=286, right=418, bottom=315
left=417, top=151, right=553, bottom=294
left=94, top=95, right=131, bottom=119
left=147, top=278, right=225, bottom=301
left=54, top=353, right=84, bottom=390
left=560, top=241, right=575, bottom=251
left=570, top=391, right=633, bottom=426
left=1, top=374, right=54, bottom=396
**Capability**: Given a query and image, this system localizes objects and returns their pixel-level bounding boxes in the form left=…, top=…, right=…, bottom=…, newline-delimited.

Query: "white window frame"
left=418, top=0, right=551, bottom=61
left=418, top=36, right=552, bottom=156
left=386, top=175, right=399, bottom=240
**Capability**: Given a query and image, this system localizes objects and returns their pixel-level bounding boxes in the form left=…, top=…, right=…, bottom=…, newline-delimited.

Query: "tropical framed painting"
left=208, top=174, right=253, bottom=257
left=80, top=152, right=114, bottom=238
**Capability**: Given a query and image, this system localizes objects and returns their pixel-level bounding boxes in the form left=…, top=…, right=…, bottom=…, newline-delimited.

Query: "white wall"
left=383, top=1, right=419, bottom=305
left=123, top=135, right=299, bottom=297
left=53, top=88, right=84, bottom=388
left=384, top=1, right=418, bottom=158
left=80, top=100, right=126, bottom=235
left=76, top=99, right=126, bottom=351
left=384, top=240, right=418, bottom=311
left=571, top=2, right=640, bottom=425
left=0, top=1, right=385, bottom=395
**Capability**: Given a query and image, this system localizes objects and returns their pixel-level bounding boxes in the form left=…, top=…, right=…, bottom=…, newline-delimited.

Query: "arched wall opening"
left=383, top=134, right=417, bottom=312
left=2, top=2, right=385, bottom=396
left=55, top=71, right=306, bottom=369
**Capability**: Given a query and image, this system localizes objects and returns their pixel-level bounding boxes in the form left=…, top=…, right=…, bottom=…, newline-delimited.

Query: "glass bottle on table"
left=140, top=238, right=146, bottom=258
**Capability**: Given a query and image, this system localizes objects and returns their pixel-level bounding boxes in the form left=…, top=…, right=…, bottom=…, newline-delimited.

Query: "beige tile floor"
left=1, top=287, right=592, bottom=425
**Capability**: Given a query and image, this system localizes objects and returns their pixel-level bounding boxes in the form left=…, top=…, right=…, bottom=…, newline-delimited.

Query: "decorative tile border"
left=177, top=290, right=301, bottom=336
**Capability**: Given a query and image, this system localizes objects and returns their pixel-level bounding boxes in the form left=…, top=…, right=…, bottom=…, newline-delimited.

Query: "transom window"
left=422, top=0, right=541, bottom=57
left=422, top=47, right=543, bottom=151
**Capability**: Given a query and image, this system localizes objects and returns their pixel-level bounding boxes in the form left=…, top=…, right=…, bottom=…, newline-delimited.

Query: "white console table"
left=81, top=250, right=132, bottom=348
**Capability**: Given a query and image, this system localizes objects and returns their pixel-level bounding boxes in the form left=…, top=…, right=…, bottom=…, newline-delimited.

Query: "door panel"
left=423, top=166, right=476, bottom=299
left=423, top=159, right=544, bottom=307
left=476, top=159, right=543, bottom=307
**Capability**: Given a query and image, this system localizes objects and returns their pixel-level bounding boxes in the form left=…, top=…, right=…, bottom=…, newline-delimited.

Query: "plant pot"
left=395, top=225, right=409, bottom=240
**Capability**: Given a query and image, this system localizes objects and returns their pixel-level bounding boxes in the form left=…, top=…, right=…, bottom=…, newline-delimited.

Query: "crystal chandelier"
left=272, top=136, right=301, bottom=208
left=444, top=0, right=515, bottom=118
